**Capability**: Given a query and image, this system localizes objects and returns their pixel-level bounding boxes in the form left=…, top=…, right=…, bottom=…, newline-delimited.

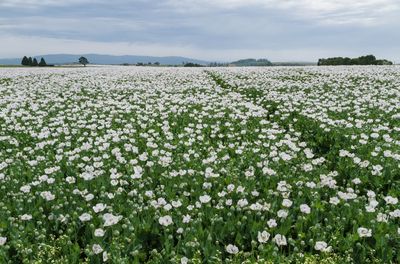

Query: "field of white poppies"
left=0, top=65, right=399, bottom=263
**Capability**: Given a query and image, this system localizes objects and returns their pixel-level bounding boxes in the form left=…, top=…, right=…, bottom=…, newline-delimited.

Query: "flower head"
left=257, top=231, right=270, bottom=243
left=159, top=215, right=173, bottom=226
left=226, top=244, right=239, bottom=254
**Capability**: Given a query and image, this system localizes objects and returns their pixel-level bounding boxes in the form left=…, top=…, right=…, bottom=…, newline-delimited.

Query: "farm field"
left=0, top=66, right=400, bottom=263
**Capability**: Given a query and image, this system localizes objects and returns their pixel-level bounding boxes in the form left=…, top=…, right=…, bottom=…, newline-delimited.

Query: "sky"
left=0, top=0, right=399, bottom=62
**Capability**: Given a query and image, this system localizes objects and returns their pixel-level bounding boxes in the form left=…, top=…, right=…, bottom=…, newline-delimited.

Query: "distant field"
left=0, top=66, right=399, bottom=263
left=0, top=65, right=26, bottom=68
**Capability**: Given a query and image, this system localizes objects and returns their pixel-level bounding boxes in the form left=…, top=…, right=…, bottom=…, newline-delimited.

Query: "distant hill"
left=230, top=58, right=273, bottom=66
left=0, top=54, right=210, bottom=66
left=272, top=62, right=316, bottom=66
left=230, top=59, right=316, bottom=67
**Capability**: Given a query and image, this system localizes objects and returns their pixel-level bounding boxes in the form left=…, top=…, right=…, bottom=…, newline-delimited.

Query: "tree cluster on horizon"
left=183, top=62, right=204, bottom=67
left=21, top=56, right=48, bottom=67
left=231, top=58, right=273, bottom=67
left=318, top=55, right=393, bottom=66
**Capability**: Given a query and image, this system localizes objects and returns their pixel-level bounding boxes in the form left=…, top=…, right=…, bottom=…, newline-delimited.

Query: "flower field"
left=0, top=66, right=399, bottom=263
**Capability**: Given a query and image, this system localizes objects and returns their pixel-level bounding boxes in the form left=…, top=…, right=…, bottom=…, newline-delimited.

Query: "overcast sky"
left=0, top=0, right=399, bottom=62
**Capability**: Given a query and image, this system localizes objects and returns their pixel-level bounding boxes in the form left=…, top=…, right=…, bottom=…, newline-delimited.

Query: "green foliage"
left=21, top=56, right=29, bottom=66
left=38, top=58, right=47, bottom=67
left=20, top=56, right=49, bottom=67
left=79, top=56, right=89, bottom=66
left=231, top=58, right=273, bottom=67
left=183, top=62, right=204, bottom=67
left=318, top=55, right=393, bottom=66
left=0, top=67, right=399, bottom=263
left=208, top=62, right=229, bottom=67
left=31, top=58, right=38, bottom=66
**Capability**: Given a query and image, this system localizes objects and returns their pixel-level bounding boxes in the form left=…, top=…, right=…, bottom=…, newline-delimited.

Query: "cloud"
left=0, top=35, right=323, bottom=61
left=0, top=0, right=399, bottom=61
left=0, top=35, right=203, bottom=58
left=0, top=0, right=95, bottom=8
left=166, top=0, right=400, bottom=25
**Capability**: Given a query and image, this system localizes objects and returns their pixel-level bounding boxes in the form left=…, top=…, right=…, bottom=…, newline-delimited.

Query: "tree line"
left=318, top=55, right=393, bottom=66
left=21, top=56, right=50, bottom=67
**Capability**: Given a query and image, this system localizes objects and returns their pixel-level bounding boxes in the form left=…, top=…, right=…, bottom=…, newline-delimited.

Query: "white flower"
left=131, top=166, right=143, bottom=179
left=20, top=214, right=32, bottom=221
left=352, top=178, right=361, bottom=185
left=377, top=213, right=388, bottom=223
left=199, top=194, right=211, bottom=204
left=384, top=196, right=398, bottom=205
left=103, top=213, right=122, bottom=227
left=273, top=234, right=287, bottom=246
left=92, top=244, right=103, bottom=254
left=357, top=227, right=372, bottom=237
left=183, top=214, right=191, bottom=223
left=267, top=219, right=277, bottom=228
left=79, top=213, right=92, bottom=222
left=181, top=257, right=189, bottom=264
left=367, top=190, right=376, bottom=198
left=159, top=215, right=173, bottom=226
left=145, top=190, right=154, bottom=198
left=250, top=202, right=263, bottom=211
left=306, top=181, right=316, bottom=188
left=257, top=231, right=270, bottom=243
left=172, top=200, right=182, bottom=208
left=389, top=209, right=400, bottom=218
left=314, top=241, right=331, bottom=252
left=163, top=204, right=172, bottom=211
left=300, top=204, right=311, bottom=214
left=103, top=251, right=108, bottom=262
left=263, top=167, right=276, bottom=176
left=277, top=209, right=288, bottom=219
left=93, top=203, right=107, bottom=213
left=65, top=176, right=76, bottom=184
left=237, top=198, right=248, bottom=207
left=0, top=237, right=6, bottom=246
left=81, top=172, right=95, bottom=181
left=94, top=228, right=105, bottom=237
left=20, top=185, right=31, bottom=193
left=40, top=191, right=55, bottom=201
left=85, top=194, right=94, bottom=201
left=226, top=244, right=239, bottom=254
left=329, top=197, right=340, bottom=205
left=282, top=199, right=293, bottom=208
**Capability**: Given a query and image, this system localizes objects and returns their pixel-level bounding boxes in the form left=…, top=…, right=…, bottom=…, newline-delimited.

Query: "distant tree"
left=32, top=58, right=38, bottom=66
left=28, top=57, right=33, bottom=66
left=376, top=59, right=393, bottom=65
left=354, top=55, right=373, bottom=65
left=39, top=57, right=47, bottom=67
left=317, top=55, right=391, bottom=66
left=79, top=56, right=89, bottom=67
left=21, top=56, right=29, bottom=66
left=230, top=58, right=272, bottom=66
left=183, top=62, right=203, bottom=67
left=154, top=62, right=160, bottom=66
left=342, top=57, right=352, bottom=65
